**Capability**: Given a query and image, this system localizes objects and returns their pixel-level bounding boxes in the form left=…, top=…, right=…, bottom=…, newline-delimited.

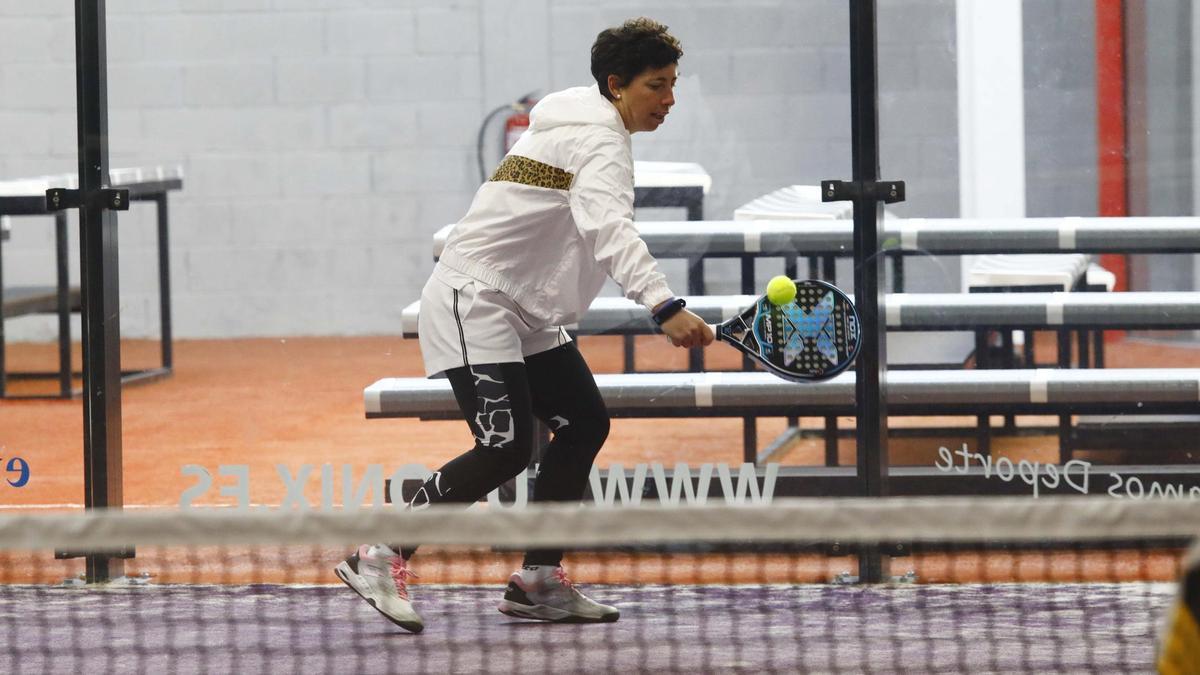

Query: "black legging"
left=402, top=342, right=609, bottom=566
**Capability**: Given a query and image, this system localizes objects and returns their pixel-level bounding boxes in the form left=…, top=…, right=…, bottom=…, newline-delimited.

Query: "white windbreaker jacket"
left=437, top=84, right=675, bottom=327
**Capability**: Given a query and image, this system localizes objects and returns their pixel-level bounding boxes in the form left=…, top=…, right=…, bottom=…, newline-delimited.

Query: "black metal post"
left=783, top=256, right=800, bottom=436
left=1057, top=330, right=1072, bottom=463
left=737, top=256, right=758, bottom=462
left=75, top=0, right=124, bottom=582
left=55, top=212, right=71, bottom=397
left=848, top=0, right=889, bottom=583
left=686, top=257, right=705, bottom=372
left=685, top=192, right=703, bottom=222
left=687, top=181, right=707, bottom=376
left=974, top=329, right=992, bottom=457
left=155, top=194, right=173, bottom=370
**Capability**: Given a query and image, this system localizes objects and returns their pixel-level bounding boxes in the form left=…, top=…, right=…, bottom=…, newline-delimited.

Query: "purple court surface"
left=0, top=582, right=1171, bottom=673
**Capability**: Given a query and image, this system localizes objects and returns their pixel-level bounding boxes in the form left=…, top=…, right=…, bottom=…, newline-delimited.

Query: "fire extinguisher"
left=477, top=92, right=539, bottom=183
left=501, top=107, right=530, bottom=153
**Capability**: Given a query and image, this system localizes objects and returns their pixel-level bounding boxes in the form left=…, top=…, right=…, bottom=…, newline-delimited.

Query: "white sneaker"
left=334, top=544, right=424, bottom=633
left=497, top=565, right=619, bottom=623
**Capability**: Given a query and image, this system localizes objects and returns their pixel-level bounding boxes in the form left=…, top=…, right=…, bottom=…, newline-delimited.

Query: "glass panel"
left=2, top=7, right=1194, bottom=664
left=878, top=0, right=1200, bottom=496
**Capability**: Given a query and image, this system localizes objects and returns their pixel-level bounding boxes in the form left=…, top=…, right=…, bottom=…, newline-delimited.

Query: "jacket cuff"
left=639, top=282, right=674, bottom=312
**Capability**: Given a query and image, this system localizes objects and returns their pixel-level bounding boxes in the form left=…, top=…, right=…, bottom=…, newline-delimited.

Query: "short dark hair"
left=591, top=17, right=683, bottom=100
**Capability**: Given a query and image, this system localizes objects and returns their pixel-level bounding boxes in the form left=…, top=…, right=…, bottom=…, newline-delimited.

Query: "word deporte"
left=935, top=444, right=1200, bottom=499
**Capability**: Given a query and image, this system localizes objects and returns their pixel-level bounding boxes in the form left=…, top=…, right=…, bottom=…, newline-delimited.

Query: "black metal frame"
left=820, top=0, right=898, bottom=582
left=62, top=0, right=127, bottom=583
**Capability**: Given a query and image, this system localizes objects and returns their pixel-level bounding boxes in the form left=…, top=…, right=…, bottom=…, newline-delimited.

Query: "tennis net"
left=1, top=496, right=1196, bottom=673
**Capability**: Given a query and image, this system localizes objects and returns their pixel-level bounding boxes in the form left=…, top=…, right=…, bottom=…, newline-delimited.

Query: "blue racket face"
left=719, top=280, right=860, bottom=381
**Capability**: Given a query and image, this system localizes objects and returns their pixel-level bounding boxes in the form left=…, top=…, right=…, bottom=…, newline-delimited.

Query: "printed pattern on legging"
left=470, top=365, right=515, bottom=448
left=408, top=470, right=445, bottom=510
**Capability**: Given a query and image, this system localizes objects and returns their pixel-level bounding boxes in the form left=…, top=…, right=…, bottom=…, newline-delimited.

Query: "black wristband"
left=652, top=297, right=686, bottom=326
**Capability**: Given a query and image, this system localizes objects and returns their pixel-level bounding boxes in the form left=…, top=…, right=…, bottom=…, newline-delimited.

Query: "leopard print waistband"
left=489, top=155, right=574, bottom=191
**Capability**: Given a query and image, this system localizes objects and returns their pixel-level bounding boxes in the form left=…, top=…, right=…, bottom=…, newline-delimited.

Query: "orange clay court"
left=0, top=333, right=1194, bottom=586
left=2, top=332, right=1198, bottom=511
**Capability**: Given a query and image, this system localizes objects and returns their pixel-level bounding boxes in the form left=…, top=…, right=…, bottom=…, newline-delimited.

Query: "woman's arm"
left=568, top=132, right=711, bottom=348
left=567, top=132, right=672, bottom=311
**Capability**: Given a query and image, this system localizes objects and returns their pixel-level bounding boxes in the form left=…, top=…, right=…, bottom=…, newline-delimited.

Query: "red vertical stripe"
left=1095, top=0, right=1128, bottom=293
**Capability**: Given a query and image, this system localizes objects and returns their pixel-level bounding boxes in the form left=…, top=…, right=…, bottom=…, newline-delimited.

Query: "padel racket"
left=712, top=279, right=860, bottom=382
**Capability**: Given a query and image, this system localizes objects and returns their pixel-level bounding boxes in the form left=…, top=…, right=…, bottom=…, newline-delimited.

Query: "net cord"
left=0, top=496, right=1198, bottom=552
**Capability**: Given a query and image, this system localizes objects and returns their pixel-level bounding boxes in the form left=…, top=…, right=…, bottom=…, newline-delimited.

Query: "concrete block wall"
left=1024, top=0, right=1100, bottom=218
left=1135, top=0, right=1195, bottom=297
left=3, top=0, right=1142, bottom=340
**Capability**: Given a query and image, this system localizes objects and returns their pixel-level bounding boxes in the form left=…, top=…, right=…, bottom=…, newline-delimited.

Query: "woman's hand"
left=661, top=310, right=714, bottom=349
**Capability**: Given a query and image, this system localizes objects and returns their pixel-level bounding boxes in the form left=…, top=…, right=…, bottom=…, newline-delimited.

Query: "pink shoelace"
left=389, top=558, right=419, bottom=600
left=552, top=566, right=575, bottom=590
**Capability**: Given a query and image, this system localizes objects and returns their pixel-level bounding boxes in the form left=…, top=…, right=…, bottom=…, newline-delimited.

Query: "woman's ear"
left=606, top=74, right=624, bottom=100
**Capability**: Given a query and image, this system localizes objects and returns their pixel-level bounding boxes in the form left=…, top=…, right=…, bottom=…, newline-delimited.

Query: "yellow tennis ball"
left=765, top=275, right=797, bottom=305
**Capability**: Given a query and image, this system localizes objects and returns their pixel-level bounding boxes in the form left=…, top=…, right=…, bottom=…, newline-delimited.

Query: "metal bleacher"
left=398, top=290, right=1200, bottom=459
left=374, top=212, right=1200, bottom=497
left=365, top=368, right=1200, bottom=497
left=404, top=291, right=1200, bottom=337
left=434, top=216, right=1200, bottom=260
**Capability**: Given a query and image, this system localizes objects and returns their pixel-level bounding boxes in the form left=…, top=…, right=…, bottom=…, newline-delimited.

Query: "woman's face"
left=609, top=64, right=677, bottom=133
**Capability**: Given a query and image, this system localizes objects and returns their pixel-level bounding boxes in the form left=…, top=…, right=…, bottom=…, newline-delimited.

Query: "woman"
left=336, top=17, right=712, bottom=633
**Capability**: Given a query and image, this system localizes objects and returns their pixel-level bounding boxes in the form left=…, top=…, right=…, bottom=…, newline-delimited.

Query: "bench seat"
left=405, top=289, right=1200, bottom=336
left=401, top=292, right=1200, bottom=338
left=433, top=217, right=1200, bottom=260
left=967, top=254, right=1091, bottom=291
left=399, top=292, right=1200, bottom=377
left=366, top=368, right=1200, bottom=419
